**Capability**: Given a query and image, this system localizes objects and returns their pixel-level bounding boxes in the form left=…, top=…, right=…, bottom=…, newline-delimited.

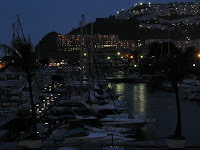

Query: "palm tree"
left=148, top=42, right=199, bottom=138
left=163, top=46, right=198, bottom=138
left=0, top=37, right=38, bottom=137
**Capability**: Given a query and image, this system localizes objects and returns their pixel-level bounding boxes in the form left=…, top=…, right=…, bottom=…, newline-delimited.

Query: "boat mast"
left=90, top=21, right=94, bottom=88
left=38, top=42, right=40, bottom=61
left=79, top=14, right=85, bottom=95
left=13, top=23, right=15, bottom=42
left=17, top=15, right=26, bottom=43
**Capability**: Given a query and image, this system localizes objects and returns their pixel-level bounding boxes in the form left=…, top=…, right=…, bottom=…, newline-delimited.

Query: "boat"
left=103, top=146, right=125, bottom=150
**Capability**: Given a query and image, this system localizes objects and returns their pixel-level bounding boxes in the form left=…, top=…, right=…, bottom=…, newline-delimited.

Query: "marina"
left=1, top=0, right=200, bottom=149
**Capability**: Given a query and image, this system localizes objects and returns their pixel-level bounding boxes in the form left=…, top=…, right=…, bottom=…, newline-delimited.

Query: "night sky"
left=0, top=0, right=194, bottom=47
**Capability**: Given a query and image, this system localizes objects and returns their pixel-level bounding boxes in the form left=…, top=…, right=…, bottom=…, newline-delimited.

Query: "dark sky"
left=0, top=0, right=194, bottom=47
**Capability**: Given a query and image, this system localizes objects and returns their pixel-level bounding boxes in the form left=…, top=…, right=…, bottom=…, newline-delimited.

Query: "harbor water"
left=112, top=82, right=200, bottom=142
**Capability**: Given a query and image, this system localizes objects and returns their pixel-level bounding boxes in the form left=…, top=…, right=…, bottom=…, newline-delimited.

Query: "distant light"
left=84, top=53, right=87, bottom=56
left=193, top=64, right=196, bottom=67
left=130, top=55, right=134, bottom=59
left=121, top=56, right=123, bottom=59
left=198, top=53, right=200, bottom=58
left=140, top=3, right=143, bottom=5
left=117, top=52, right=120, bottom=55
left=140, top=56, right=144, bottom=58
left=122, top=9, right=124, bottom=11
left=108, top=57, right=111, bottom=60
left=134, top=64, right=137, bottom=67
left=117, top=11, right=119, bottom=14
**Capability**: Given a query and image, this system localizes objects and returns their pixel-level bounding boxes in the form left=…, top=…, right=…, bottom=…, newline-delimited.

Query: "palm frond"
left=0, top=44, right=22, bottom=58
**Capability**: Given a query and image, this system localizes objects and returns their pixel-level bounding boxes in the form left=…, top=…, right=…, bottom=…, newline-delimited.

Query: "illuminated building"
left=57, top=34, right=134, bottom=51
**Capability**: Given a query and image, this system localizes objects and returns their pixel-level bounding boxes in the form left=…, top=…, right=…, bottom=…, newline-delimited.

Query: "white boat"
left=188, top=93, right=200, bottom=100
left=58, top=147, right=77, bottom=150
left=103, top=146, right=125, bottom=150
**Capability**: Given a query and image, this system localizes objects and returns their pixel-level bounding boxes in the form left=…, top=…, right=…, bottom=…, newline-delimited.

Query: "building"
left=118, top=40, right=135, bottom=50
left=145, top=39, right=200, bottom=51
left=173, top=40, right=200, bottom=51
left=57, top=34, right=134, bottom=51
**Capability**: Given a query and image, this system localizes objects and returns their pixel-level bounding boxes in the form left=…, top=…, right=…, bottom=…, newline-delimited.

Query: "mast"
left=79, top=14, right=85, bottom=95
left=17, top=15, right=26, bottom=43
left=38, top=42, right=40, bottom=61
left=13, top=23, right=15, bottom=41
left=90, top=21, right=94, bottom=87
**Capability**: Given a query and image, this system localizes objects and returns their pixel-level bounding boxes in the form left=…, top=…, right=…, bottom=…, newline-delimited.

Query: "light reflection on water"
left=112, top=83, right=200, bottom=140
left=115, top=83, right=125, bottom=94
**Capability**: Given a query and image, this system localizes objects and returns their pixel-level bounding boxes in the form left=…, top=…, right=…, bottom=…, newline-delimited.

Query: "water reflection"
left=132, top=84, right=146, bottom=115
left=115, top=83, right=124, bottom=94
left=112, top=83, right=200, bottom=140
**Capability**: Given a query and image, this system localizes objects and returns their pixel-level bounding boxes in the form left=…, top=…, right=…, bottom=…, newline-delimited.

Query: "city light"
left=198, top=53, right=200, bottom=58
left=107, top=57, right=111, bottom=60
left=117, top=52, right=120, bottom=55
left=140, top=56, right=144, bottom=59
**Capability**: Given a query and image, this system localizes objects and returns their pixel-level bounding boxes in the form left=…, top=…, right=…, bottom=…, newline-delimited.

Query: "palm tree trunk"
left=27, top=72, right=37, bottom=137
left=173, top=83, right=182, bottom=137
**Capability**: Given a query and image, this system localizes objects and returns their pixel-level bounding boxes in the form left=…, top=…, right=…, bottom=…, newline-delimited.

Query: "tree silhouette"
left=0, top=37, right=38, bottom=137
left=148, top=42, right=200, bottom=137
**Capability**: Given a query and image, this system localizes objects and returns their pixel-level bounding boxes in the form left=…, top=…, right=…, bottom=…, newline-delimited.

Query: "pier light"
left=130, top=55, right=134, bottom=59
